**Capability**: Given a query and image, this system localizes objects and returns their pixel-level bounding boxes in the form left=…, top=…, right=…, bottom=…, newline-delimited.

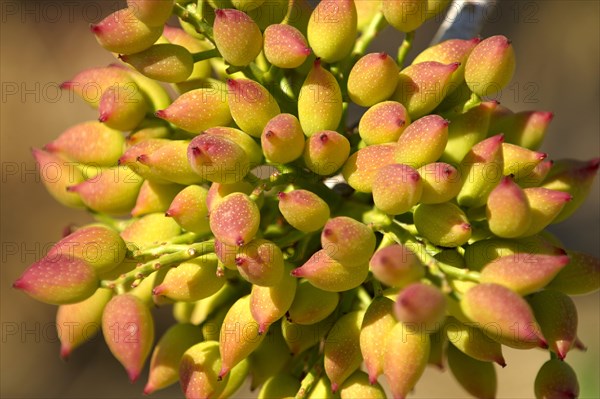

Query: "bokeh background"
left=1, top=0, right=598, bottom=397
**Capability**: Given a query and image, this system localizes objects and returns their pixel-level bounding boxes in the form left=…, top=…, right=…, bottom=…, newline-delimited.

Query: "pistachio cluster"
left=15, top=0, right=599, bottom=398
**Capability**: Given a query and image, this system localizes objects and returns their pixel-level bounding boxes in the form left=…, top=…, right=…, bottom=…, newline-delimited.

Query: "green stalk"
left=272, top=230, right=306, bottom=248
left=397, top=30, right=415, bottom=67
left=173, top=3, right=215, bottom=46
left=382, top=222, right=480, bottom=283
left=295, top=355, right=324, bottom=399
left=133, top=232, right=205, bottom=257
left=358, top=286, right=373, bottom=307
left=372, top=278, right=384, bottom=297
left=353, top=12, right=388, bottom=56
left=192, top=48, right=221, bottom=62
left=101, top=240, right=215, bottom=292
left=461, top=92, right=482, bottom=113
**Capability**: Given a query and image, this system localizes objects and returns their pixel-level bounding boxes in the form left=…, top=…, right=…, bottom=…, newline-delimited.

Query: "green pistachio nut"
left=413, top=37, right=480, bottom=94
left=120, top=44, right=194, bottom=83
left=307, top=0, right=357, bottom=63
left=250, top=267, right=297, bottom=333
left=98, top=84, right=148, bottom=131
left=372, top=163, right=423, bottom=215
left=465, top=35, right=516, bottom=97
left=127, top=0, right=174, bottom=26
left=479, top=250, right=570, bottom=296
left=321, top=216, right=376, bottom=266
left=343, top=143, right=398, bottom=192
left=60, top=65, right=136, bottom=108
left=542, top=158, right=600, bottom=223
left=383, top=322, right=430, bottom=399
left=396, top=114, right=449, bottom=168
left=121, top=212, right=181, bottom=249
left=166, top=184, right=211, bottom=234
left=144, top=323, right=202, bottom=394
left=209, top=192, right=260, bottom=247
left=91, top=8, right=163, bottom=54
left=278, top=189, right=330, bottom=233
left=56, top=288, right=113, bottom=359
left=163, top=25, right=213, bottom=82
left=102, top=294, right=155, bottom=382
left=262, top=113, right=306, bottom=164
left=206, top=126, right=263, bottom=167
left=445, top=316, right=506, bottom=366
left=489, top=110, right=553, bottom=150
left=234, top=239, right=284, bottom=286
left=287, top=279, right=339, bottom=325
left=358, top=101, right=410, bottom=145
left=291, top=249, right=369, bottom=292
left=457, top=134, right=505, bottom=208
left=227, top=78, right=281, bottom=138
left=383, top=0, right=428, bottom=32
left=546, top=250, right=600, bottom=295
left=47, top=224, right=127, bottom=274
left=153, top=255, right=225, bottom=301
left=521, top=188, right=572, bottom=236
left=187, top=134, right=250, bottom=184
left=528, top=290, right=578, bottom=360
left=45, top=121, right=124, bottom=167
left=250, top=327, right=292, bottom=389
left=460, top=283, right=546, bottom=349
left=360, top=296, right=396, bottom=383
left=414, top=202, right=472, bottom=247
left=441, top=100, right=498, bottom=165
left=67, top=166, right=144, bottom=215
left=395, top=282, right=447, bottom=332
left=155, top=84, right=231, bottom=134
left=14, top=253, right=98, bottom=305
left=298, top=60, right=343, bottom=136
left=348, top=52, right=400, bottom=107
left=258, top=374, right=301, bottom=399
left=303, top=130, right=351, bottom=175
left=534, top=359, right=579, bottom=399
left=486, top=176, right=532, bottom=238
left=264, top=24, right=311, bottom=68
left=213, top=9, right=263, bottom=66
left=218, top=295, right=265, bottom=378
left=369, top=244, right=425, bottom=287
left=179, top=341, right=229, bottom=398
left=393, top=61, right=459, bottom=119
left=417, top=162, right=462, bottom=204
left=324, top=311, right=365, bottom=392
left=132, top=180, right=184, bottom=217
left=446, top=343, right=497, bottom=399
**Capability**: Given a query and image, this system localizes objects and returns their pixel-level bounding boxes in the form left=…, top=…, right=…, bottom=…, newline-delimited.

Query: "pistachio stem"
left=295, top=355, right=324, bottom=399
left=101, top=240, right=215, bottom=291
left=191, top=48, right=221, bottom=62
left=273, top=230, right=306, bottom=248
left=269, top=165, right=343, bottom=209
left=461, top=91, right=482, bottom=112
left=383, top=222, right=481, bottom=283
left=353, top=12, right=387, bottom=56
left=173, top=3, right=215, bottom=46
left=358, top=285, right=373, bottom=306
left=132, top=232, right=206, bottom=258
left=134, top=244, right=190, bottom=258
left=397, top=30, right=415, bottom=66
left=372, top=278, right=384, bottom=297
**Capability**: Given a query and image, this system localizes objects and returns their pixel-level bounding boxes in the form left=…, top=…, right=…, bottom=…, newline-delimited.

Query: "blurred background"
left=1, top=0, right=598, bottom=397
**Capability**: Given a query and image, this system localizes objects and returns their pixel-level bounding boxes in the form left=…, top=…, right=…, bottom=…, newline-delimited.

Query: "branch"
left=101, top=240, right=215, bottom=292
left=431, top=0, right=497, bottom=45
